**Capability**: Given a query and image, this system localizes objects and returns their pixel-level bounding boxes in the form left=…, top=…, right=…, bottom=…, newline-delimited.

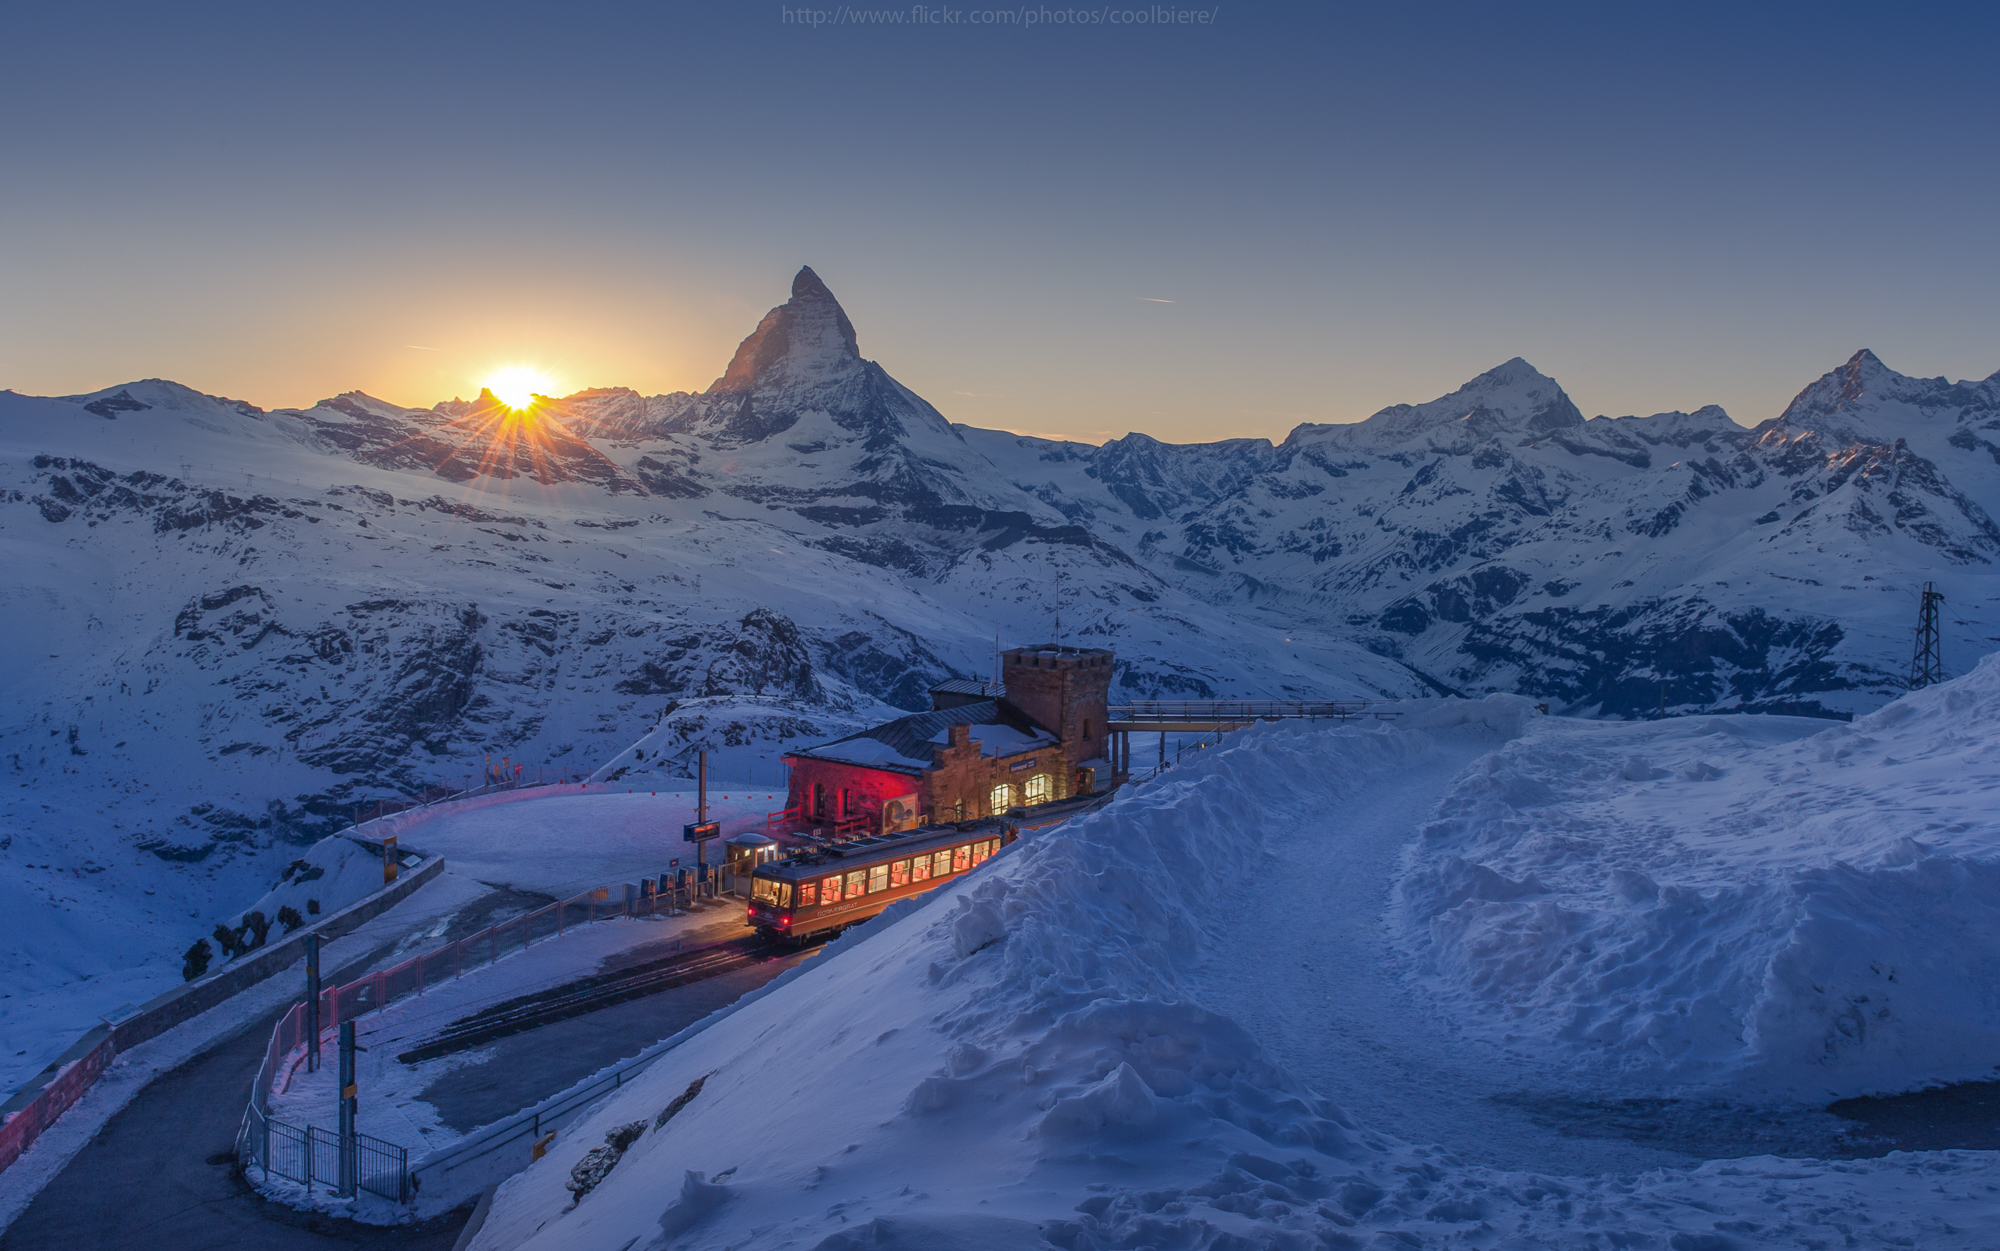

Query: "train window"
left=932, top=849, right=953, bottom=878
left=953, top=845, right=971, bottom=873
left=989, top=783, right=1013, bottom=813
left=821, top=874, right=843, bottom=904
left=869, top=864, right=889, bottom=893
left=753, top=877, right=782, bottom=906
left=911, top=854, right=932, bottom=883
left=845, top=869, right=867, bottom=897
left=1024, top=774, right=1050, bottom=805
left=970, top=840, right=989, bottom=865
left=890, top=859, right=910, bottom=887
left=799, top=882, right=818, bottom=907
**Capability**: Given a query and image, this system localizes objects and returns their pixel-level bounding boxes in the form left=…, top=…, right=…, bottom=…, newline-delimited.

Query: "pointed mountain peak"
left=710, top=266, right=861, bottom=396
left=1357, top=357, right=1583, bottom=440
left=792, top=265, right=835, bottom=300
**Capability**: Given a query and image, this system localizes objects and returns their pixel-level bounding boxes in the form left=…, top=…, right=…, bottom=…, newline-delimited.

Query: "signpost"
left=381, top=834, right=399, bottom=885
left=682, top=750, right=717, bottom=896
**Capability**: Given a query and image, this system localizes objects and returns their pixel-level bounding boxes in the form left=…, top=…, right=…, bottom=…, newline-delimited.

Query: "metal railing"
left=239, top=874, right=721, bottom=1201
left=256, top=1118, right=409, bottom=1201
left=1109, top=699, right=1395, bottom=722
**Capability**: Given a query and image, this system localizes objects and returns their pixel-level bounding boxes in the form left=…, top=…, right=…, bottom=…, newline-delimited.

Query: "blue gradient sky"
left=3, top=2, right=1995, bottom=443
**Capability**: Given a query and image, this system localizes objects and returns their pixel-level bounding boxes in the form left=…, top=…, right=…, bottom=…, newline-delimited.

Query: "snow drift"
left=466, top=700, right=2000, bottom=1250
left=1400, top=653, right=2000, bottom=1098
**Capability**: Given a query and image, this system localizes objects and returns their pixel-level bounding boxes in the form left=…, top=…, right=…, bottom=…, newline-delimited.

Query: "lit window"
left=1024, top=774, right=1050, bottom=805
left=912, top=855, right=931, bottom=882
left=799, top=882, right=818, bottom=907
left=890, top=859, right=910, bottom=887
left=932, top=849, right=953, bottom=878
left=869, top=864, right=889, bottom=893
left=753, top=877, right=782, bottom=905
left=846, top=869, right=867, bottom=898
left=821, top=875, right=843, bottom=904
left=953, top=845, right=971, bottom=873
left=990, top=783, right=1013, bottom=813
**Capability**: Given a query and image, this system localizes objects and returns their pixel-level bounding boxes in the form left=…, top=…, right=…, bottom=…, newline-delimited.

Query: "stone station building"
left=781, top=645, right=1117, bottom=834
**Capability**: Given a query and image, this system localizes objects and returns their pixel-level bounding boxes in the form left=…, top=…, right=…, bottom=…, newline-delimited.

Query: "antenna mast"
left=1909, top=581, right=1945, bottom=690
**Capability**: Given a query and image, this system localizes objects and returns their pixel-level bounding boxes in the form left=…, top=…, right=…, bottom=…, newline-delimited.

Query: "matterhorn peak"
left=709, top=265, right=862, bottom=396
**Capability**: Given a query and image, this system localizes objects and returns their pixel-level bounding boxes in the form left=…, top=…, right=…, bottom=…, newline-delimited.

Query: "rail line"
left=396, top=933, right=802, bottom=1063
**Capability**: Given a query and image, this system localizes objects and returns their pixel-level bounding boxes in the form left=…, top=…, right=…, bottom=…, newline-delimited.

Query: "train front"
left=746, top=864, right=797, bottom=937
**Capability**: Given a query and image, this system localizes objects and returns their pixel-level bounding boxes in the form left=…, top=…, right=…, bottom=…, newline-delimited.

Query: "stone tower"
left=1001, top=645, right=1114, bottom=761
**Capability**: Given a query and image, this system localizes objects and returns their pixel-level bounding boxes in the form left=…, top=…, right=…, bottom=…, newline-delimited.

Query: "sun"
left=485, top=367, right=556, bottom=411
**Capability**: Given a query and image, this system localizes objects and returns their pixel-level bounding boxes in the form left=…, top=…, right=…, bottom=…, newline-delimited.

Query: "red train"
left=747, top=821, right=1018, bottom=943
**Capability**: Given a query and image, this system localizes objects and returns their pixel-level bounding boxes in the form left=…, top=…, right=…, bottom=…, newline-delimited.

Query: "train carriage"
left=747, top=821, right=1018, bottom=942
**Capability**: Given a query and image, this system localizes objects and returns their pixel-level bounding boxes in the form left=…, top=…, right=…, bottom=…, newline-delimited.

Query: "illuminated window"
left=953, top=844, right=971, bottom=872
left=846, top=869, right=867, bottom=898
left=1024, top=774, right=1050, bottom=805
left=911, top=855, right=932, bottom=883
left=821, top=874, right=843, bottom=904
left=753, top=877, right=782, bottom=905
left=932, top=849, right=953, bottom=878
left=869, top=864, right=889, bottom=893
left=990, top=783, right=1014, bottom=813
left=799, top=882, right=818, bottom=907
left=890, top=859, right=910, bottom=887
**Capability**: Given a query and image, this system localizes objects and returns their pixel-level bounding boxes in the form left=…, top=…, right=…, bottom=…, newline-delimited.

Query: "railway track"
left=396, top=932, right=802, bottom=1063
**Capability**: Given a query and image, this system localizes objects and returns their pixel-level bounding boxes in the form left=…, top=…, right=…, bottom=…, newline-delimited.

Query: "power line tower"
left=1908, top=581, right=1945, bottom=690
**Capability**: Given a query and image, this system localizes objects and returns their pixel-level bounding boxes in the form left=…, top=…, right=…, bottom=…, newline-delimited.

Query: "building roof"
left=928, top=678, right=1001, bottom=698
left=790, top=699, right=1059, bottom=776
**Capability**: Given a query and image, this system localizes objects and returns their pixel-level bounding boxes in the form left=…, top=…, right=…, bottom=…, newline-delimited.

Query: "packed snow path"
left=1189, top=719, right=1859, bottom=1173
left=1185, top=726, right=1680, bottom=1173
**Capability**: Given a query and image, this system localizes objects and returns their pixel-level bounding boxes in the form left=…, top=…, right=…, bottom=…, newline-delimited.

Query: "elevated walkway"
left=1107, top=699, right=1396, bottom=734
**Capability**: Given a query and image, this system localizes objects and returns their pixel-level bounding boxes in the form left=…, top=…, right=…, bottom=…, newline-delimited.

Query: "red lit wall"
left=784, top=756, right=919, bottom=827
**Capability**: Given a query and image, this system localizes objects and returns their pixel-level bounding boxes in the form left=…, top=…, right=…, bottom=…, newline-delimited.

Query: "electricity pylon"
left=1909, top=582, right=1945, bottom=690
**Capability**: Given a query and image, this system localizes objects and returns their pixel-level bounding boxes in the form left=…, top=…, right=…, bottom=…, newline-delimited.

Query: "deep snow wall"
left=1399, top=654, right=2000, bottom=1099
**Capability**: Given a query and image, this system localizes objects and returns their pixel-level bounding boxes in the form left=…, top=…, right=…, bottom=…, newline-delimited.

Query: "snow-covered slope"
left=464, top=682, right=2000, bottom=1251
left=1401, top=651, right=2000, bottom=1099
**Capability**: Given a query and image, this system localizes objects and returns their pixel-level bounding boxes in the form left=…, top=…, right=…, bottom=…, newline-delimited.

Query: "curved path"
left=1187, top=723, right=1863, bottom=1174
left=0, top=949, right=470, bottom=1251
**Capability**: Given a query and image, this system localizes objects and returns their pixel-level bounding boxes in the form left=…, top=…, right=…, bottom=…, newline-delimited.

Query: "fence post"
left=305, top=934, right=321, bottom=1073
left=337, top=1021, right=358, bottom=1198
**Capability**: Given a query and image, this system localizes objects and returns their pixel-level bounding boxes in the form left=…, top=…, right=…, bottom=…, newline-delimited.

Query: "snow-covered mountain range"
left=2, top=264, right=1997, bottom=1081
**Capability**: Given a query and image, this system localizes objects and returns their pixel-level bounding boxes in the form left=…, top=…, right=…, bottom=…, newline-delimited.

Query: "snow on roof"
left=791, top=700, right=1057, bottom=775
left=927, top=677, right=999, bottom=698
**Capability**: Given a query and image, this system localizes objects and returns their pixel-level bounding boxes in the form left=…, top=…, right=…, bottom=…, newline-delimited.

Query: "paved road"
left=0, top=889, right=556, bottom=1251
left=0, top=952, right=471, bottom=1251
left=0, top=896, right=811, bottom=1250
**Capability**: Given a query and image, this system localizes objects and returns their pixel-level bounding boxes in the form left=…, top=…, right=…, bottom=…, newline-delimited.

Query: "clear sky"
left=3, top=2, right=1996, bottom=445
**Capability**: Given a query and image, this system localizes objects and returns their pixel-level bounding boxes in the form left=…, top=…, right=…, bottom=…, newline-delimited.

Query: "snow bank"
left=468, top=719, right=1439, bottom=1251
left=1399, top=654, right=2000, bottom=1098
left=455, top=704, right=2000, bottom=1249
left=224, top=834, right=382, bottom=943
